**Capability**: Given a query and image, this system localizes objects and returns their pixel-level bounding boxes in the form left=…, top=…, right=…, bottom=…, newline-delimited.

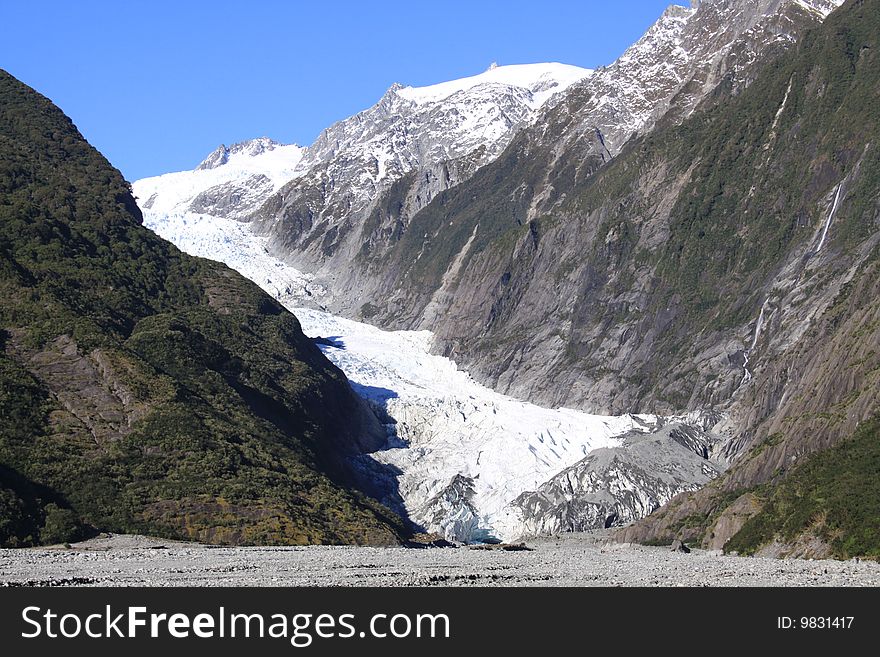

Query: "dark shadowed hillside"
left=0, top=70, right=405, bottom=547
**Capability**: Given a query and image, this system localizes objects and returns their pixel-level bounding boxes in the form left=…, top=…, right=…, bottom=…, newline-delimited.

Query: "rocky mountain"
left=550, top=0, right=846, bottom=158
left=135, top=2, right=843, bottom=321
left=246, top=0, right=844, bottom=319
left=296, top=0, right=878, bottom=558
left=8, top=0, right=871, bottom=556
left=0, top=70, right=406, bottom=548
left=351, top=0, right=876, bottom=556
left=133, top=63, right=590, bottom=224
left=497, top=417, right=723, bottom=537
left=132, top=64, right=591, bottom=311
left=132, top=0, right=866, bottom=549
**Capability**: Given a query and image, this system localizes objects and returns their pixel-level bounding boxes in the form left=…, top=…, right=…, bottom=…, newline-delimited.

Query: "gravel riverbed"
left=1, top=532, right=878, bottom=587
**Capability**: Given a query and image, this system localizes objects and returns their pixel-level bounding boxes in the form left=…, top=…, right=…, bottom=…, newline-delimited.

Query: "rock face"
left=197, top=138, right=284, bottom=171
left=0, top=70, right=406, bottom=548
left=336, top=0, right=845, bottom=406
left=11, top=334, right=148, bottom=445
left=354, top=0, right=863, bottom=440
left=703, top=493, right=763, bottom=550
left=523, top=0, right=839, bottom=157
left=609, top=0, right=880, bottom=550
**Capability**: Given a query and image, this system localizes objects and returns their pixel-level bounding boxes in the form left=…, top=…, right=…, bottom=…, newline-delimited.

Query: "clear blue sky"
left=1, top=1, right=678, bottom=181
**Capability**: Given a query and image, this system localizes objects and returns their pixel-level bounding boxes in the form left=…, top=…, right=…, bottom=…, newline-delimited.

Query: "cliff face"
left=0, top=70, right=404, bottom=547
left=285, top=0, right=877, bottom=551
left=617, top=250, right=880, bottom=554
left=381, top=0, right=878, bottom=552
left=347, top=3, right=858, bottom=411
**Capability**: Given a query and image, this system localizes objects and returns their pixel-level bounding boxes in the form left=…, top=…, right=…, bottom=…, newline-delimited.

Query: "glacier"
left=132, top=55, right=743, bottom=542
left=144, top=207, right=720, bottom=542
left=293, top=306, right=656, bottom=542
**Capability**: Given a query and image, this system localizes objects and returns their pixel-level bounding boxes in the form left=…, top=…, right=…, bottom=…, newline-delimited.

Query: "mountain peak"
left=229, top=136, right=283, bottom=157
left=664, top=2, right=696, bottom=18
left=196, top=137, right=286, bottom=170
left=196, top=143, right=229, bottom=170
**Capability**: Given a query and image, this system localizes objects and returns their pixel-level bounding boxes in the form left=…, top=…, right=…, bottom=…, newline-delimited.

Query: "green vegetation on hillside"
left=0, top=69, right=404, bottom=547
left=654, top=0, right=880, bottom=322
left=725, top=417, right=880, bottom=558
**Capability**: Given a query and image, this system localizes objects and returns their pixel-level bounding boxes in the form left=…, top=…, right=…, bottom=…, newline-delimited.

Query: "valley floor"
left=2, top=533, right=877, bottom=587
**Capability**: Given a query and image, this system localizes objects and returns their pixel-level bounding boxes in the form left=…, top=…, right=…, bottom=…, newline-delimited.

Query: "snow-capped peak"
left=133, top=139, right=305, bottom=216
left=542, top=0, right=844, bottom=156
left=394, top=62, right=592, bottom=109
left=197, top=137, right=285, bottom=170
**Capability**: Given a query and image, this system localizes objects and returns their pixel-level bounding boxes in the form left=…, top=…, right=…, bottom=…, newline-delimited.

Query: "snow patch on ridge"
left=816, top=183, right=843, bottom=253
left=395, top=62, right=593, bottom=108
